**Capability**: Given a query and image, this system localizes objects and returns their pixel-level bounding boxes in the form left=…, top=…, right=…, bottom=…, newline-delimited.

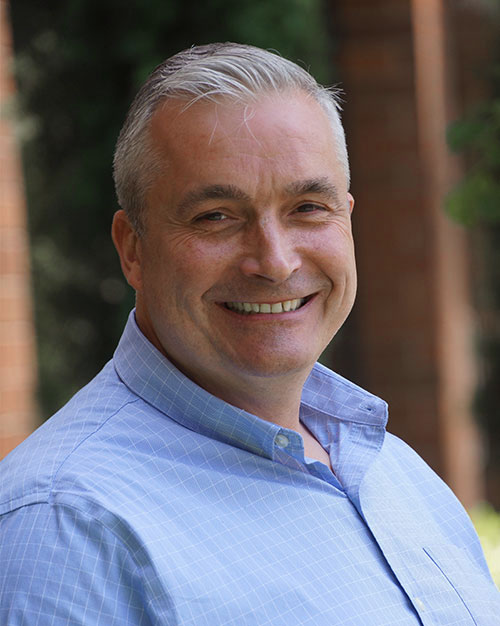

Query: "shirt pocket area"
left=422, top=543, right=500, bottom=624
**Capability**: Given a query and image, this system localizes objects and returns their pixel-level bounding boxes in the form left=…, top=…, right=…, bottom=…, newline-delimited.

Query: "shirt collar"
left=113, top=310, right=388, bottom=464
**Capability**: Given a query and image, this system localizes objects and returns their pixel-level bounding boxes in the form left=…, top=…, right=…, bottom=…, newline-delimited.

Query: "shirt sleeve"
left=0, top=501, right=154, bottom=625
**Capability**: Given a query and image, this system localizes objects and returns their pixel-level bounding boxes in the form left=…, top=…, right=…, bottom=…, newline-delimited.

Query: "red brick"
left=0, top=0, right=38, bottom=459
left=0, top=434, right=30, bottom=458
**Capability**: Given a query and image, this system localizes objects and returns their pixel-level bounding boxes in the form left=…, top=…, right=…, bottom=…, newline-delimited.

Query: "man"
left=0, top=43, right=499, bottom=625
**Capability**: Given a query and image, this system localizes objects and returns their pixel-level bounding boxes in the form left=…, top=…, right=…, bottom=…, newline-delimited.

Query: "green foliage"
left=469, top=504, right=500, bottom=588
left=446, top=103, right=500, bottom=224
left=446, top=171, right=500, bottom=225
left=445, top=2, right=500, bottom=228
left=10, top=0, right=334, bottom=418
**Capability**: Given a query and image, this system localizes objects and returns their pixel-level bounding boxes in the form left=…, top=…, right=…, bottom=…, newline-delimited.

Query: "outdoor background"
left=1, top=0, right=499, bottom=579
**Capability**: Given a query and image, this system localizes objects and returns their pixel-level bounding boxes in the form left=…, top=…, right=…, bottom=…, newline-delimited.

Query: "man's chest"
left=112, top=453, right=499, bottom=625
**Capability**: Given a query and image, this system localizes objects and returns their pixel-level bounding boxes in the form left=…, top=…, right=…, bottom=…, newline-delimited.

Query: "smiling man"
left=1, top=43, right=499, bottom=625
left=112, top=89, right=356, bottom=463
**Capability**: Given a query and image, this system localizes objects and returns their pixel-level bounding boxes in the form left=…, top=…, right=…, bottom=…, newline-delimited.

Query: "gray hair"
left=113, top=42, right=350, bottom=234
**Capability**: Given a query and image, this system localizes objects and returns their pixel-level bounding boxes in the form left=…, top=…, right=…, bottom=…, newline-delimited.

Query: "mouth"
left=223, top=294, right=314, bottom=315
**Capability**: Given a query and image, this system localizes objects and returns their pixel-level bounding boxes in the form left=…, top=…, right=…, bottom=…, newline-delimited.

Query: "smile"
left=224, top=297, right=310, bottom=314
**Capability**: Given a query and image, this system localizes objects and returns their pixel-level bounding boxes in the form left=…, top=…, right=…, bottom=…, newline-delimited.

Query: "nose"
left=238, top=218, right=302, bottom=282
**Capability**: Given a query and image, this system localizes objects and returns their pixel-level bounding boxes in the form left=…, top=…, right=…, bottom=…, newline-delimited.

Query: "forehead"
left=147, top=92, right=346, bottom=205
left=151, top=91, right=332, bottom=145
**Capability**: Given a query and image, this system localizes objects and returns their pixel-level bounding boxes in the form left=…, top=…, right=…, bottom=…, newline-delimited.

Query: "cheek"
left=174, top=236, right=239, bottom=280
left=151, top=238, right=231, bottom=306
left=311, top=231, right=355, bottom=273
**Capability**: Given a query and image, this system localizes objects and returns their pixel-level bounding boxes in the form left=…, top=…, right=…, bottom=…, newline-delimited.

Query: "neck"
left=199, top=370, right=308, bottom=430
left=133, top=301, right=311, bottom=430
left=200, top=367, right=333, bottom=471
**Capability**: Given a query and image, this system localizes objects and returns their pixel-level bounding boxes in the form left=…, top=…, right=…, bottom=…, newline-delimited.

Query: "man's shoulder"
left=379, top=431, right=446, bottom=484
left=0, top=360, right=145, bottom=515
left=372, top=432, right=482, bottom=544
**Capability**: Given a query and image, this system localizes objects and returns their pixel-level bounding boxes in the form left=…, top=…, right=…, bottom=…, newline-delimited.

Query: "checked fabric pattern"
left=1, top=310, right=499, bottom=625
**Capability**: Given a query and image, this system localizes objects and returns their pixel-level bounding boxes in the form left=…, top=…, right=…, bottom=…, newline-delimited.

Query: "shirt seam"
left=48, top=397, right=141, bottom=501
left=422, top=546, right=479, bottom=625
left=6, top=498, right=177, bottom=625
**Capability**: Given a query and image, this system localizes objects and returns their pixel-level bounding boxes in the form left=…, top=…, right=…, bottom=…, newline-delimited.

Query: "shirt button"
left=414, top=597, right=425, bottom=611
left=275, top=434, right=290, bottom=448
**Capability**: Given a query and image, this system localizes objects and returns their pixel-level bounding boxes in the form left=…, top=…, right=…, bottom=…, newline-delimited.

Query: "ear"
left=347, top=192, right=355, bottom=214
left=111, top=210, right=143, bottom=291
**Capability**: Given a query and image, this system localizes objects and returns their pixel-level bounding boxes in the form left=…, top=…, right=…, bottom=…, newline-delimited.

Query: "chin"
left=228, top=350, right=318, bottom=380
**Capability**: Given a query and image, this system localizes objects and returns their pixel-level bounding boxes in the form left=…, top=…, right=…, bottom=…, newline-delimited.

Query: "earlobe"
left=347, top=193, right=355, bottom=214
left=111, top=210, right=143, bottom=291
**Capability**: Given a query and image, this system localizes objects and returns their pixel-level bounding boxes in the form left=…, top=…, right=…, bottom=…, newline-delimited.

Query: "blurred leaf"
left=446, top=172, right=500, bottom=225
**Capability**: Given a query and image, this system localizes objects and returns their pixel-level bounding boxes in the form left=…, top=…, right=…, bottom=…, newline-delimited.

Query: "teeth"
left=225, top=298, right=306, bottom=314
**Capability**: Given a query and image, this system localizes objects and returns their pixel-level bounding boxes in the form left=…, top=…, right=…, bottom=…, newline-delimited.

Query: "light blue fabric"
left=1, top=310, right=499, bottom=625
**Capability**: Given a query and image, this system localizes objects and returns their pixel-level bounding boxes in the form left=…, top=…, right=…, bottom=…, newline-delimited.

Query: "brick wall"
left=0, top=0, right=38, bottom=457
left=331, top=0, right=488, bottom=506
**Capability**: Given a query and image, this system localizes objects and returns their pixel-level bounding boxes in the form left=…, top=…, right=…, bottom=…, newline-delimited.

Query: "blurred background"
left=1, top=0, right=499, bottom=574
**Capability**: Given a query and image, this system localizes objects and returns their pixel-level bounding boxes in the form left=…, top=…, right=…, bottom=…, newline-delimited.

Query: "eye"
left=196, top=211, right=228, bottom=222
left=295, top=203, right=326, bottom=214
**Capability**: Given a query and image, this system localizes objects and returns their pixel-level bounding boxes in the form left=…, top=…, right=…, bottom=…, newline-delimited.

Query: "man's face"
left=116, top=92, right=356, bottom=401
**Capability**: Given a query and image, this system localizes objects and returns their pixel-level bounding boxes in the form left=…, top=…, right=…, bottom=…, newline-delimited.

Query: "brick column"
left=410, top=0, right=483, bottom=512
left=0, top=0, right=38, bottom=457
left=332, top=0, right=484, bottom=506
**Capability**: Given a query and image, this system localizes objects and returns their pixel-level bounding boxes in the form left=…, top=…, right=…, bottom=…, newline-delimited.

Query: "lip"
left=218, top=293, right=317, bottom=318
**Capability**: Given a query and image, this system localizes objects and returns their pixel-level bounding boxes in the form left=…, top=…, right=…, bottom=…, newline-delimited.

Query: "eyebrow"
left=175, top=185, right=251, bottom=217
left=175, top=177, right=341, bottom=217
left=284, top=178, right=341, bottom=205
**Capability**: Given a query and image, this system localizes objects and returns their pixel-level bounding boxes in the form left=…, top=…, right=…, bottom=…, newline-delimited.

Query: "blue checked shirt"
left=1, top=310, right=499, bottom=625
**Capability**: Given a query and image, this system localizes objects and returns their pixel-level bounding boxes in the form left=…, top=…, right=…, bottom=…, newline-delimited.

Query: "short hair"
left=113, top=42, right=350, bottom=234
